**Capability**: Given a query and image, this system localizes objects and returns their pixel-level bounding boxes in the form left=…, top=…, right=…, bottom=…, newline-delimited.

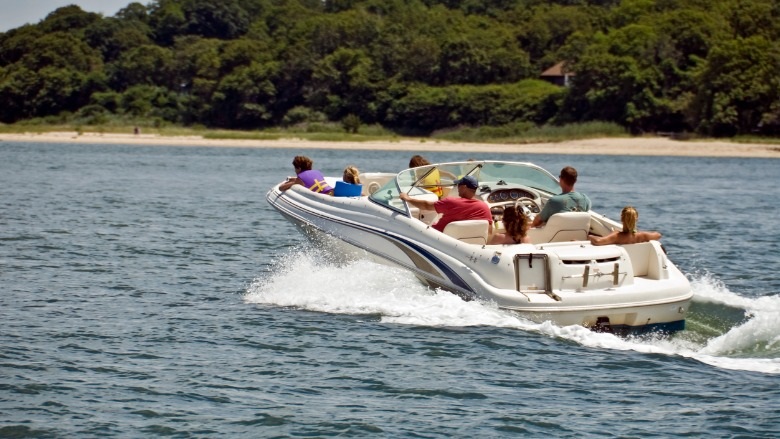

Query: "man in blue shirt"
left=531, top=166, right=591, bottom=227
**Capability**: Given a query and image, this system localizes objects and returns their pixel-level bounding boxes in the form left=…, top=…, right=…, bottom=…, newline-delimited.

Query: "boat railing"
left=560, top=262, right=627, bottom=290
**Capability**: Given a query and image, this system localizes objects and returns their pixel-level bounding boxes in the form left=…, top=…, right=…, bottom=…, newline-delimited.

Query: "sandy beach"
left=2, top=131, right=779, bottom=158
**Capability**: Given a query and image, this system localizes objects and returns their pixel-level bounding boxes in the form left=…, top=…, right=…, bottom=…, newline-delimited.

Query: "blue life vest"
left=333, top=181, right=363, bottom=197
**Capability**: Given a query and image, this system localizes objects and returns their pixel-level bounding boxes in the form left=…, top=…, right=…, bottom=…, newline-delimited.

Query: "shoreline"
left=1, top=131, right=779, bottom=158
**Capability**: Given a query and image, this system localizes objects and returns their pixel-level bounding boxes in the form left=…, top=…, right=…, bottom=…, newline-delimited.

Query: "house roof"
left=541, top=61, right=575, bottom=77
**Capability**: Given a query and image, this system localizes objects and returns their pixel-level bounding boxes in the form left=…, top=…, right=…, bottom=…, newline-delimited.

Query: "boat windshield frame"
left=368, top=161, right=560, bottom=216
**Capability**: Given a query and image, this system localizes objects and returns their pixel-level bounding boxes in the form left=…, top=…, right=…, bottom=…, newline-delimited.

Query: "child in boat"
left=334, top=166, right=363, bottom=197
left=342, top=165, right=360, bottom=185
left=280, top=155, right=333, bottom=195
left=409, top=155, right=443, bottom=199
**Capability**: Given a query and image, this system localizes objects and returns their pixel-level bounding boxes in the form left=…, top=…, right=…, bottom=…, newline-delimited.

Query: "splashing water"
left=246, top=248, right=780, bottom=374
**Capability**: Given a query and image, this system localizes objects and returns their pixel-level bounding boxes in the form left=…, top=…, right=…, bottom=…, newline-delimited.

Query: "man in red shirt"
left=400, top=175, right=493, bottom=236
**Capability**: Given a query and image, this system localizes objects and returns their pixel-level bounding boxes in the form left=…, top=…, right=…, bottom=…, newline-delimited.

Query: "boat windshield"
left=368, top=161, right=560, bottom=215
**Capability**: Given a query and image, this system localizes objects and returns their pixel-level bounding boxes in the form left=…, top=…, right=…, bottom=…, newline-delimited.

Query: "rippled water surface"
left=2, top=142, right=779, bottom=438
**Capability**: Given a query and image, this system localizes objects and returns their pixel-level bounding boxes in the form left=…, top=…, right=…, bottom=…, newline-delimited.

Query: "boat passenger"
left=489, top=203, right=531, bottom=245
left=590, top=206, right=662, bottom=246
left=342, top=165, right=360, bottom=184
left=280, top=155, right=334, bottom=195
left=532, top=166, right=591, bottom=227
left=334, top=165, right=363, bottom=197
left=409, top=155, right=443, bottom=198
left=400, top=175, right=492, bottom=236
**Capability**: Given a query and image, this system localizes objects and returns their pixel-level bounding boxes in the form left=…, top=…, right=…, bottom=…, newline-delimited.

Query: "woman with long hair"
left=489, top=203, right=532, bottom=244
left=589, top=206, right=662, bottom=245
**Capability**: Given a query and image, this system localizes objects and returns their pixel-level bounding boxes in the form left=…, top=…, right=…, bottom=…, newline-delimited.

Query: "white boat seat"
left=528, top=212, right=591, bottom=243
left=621, top=241, right=664, bottom=280
left=442, top=220, right=490, bottom=245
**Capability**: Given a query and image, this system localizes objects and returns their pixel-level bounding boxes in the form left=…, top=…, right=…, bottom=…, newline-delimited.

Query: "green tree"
left=436, top=14, right=530, bottom=85
left=182, top=0, right=251, bottom=39
left=116, top=2, right=151, bottom=22
left=519, top=4, right=597, bottom=66
left=120, top=84, right=181, bottom=121
left=18, top=32, right=103, bottom=72
left=39, top=5, right=101, bottom=33
left=308, top=48, right=379, bottom=122
left=210, top=61, right=280, bottom=128
left=690, top=36, right=780, bottom=136
left=110, top=45, right=175, bottom=89
left=148, top=0, right=187, bottom=45
left=724, top=0, right=778, bottom=39
left=85, top=18, right=152, bottom=61
left=0, top=66, right=95, bottom=121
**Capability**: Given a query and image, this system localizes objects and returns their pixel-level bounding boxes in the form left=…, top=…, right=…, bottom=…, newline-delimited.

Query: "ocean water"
left=1, top=142, right=778, bottom=438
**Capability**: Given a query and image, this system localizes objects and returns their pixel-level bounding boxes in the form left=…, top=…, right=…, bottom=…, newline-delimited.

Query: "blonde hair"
left=621, top=206, right=638, bottom=234
left=343, top=165, right=360, bottom=184
left=503, top=203, right=529, bottom=243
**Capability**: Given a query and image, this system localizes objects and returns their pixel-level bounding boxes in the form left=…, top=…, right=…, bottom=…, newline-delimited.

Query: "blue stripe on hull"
left=271, top=191, right=475, bottom=295
left=596, top=319, right=686, bottom=336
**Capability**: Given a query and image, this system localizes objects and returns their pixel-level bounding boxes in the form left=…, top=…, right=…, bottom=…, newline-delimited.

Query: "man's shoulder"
left=547, top=194, right=568, bottom=206
left=574, top=191, right=590, bottom=200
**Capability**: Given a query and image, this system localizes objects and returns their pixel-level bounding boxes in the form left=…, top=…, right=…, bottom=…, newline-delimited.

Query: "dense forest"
left=1, top=0, right=779, bottom=137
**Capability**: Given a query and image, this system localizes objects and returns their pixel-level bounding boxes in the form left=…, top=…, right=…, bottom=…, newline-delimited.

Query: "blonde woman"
left=489, top=203, right=532, bottom=245
left=590, top=206, right=662, bottom=246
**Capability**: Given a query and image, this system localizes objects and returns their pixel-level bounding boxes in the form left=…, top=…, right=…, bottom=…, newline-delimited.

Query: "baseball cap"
left=454, top=175, right=479, bottom=189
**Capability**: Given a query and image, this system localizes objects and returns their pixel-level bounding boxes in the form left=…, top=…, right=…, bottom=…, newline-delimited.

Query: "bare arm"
left=637, top=231, right=662, bottom=241
left=399, top=192, right=436, bottom=210
left=591, top=230, right=662, bottom=246
left=279, top=177, right=302, bottom=191
left=589, top=232, right=619, bottom=246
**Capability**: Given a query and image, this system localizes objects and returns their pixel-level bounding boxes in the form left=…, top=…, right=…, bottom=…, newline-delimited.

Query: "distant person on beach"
left=279, top=155, right=333, bottom=195
left=532, top=166, right=591, bottom=227
left=409, top=154, right=443, bottom=198
left=590, top=206, right=662, bottom=245
left=490, top=203, right=532, bottom=245
left=400, top=175, right=492, bottom=235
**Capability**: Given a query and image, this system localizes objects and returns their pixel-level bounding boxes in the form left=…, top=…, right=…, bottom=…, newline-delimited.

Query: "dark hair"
left=559, top=166, right=578, bottom=186
left=409, top=155, right=430, bottom=168
left=503, top=204, right=529, bottom=243
left=292, top=155, right=313, bottom=172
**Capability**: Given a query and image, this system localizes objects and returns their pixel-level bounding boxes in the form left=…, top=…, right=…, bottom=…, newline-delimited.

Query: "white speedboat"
left=266, top=160, right=692, bottom=335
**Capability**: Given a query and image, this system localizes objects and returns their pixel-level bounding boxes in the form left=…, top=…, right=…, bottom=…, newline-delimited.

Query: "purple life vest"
left=298, top=170, right=333, bottom=194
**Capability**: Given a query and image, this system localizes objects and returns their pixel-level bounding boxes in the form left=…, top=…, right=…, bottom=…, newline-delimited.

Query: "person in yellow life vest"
left=279, top=155, right=334, bottom=195
left=409, top=155, right=443, bottom=198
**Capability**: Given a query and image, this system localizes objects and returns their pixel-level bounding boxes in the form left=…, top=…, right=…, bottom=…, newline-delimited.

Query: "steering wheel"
left=517, top=197, right=541, bottom=214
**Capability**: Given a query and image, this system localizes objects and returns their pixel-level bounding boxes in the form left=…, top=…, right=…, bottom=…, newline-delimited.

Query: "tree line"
left=1, top=0, right=778, bottom=137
